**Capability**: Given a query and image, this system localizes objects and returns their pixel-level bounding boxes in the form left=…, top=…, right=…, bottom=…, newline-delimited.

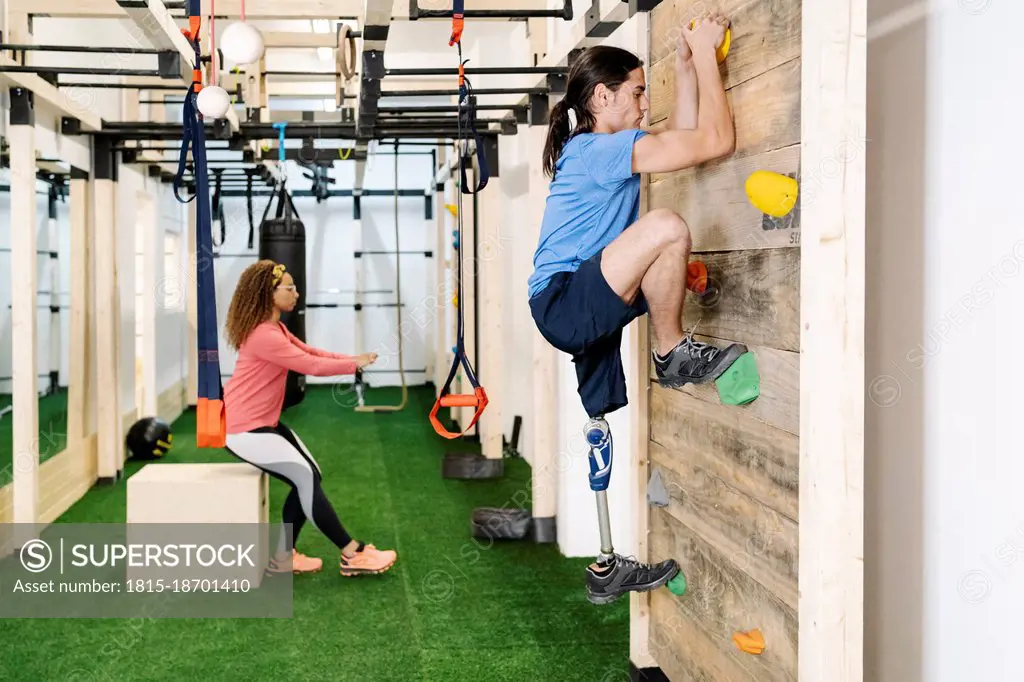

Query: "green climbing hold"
left=667, top=571, right=687, bottom=596
left=716, top=351, right=760, bottom=405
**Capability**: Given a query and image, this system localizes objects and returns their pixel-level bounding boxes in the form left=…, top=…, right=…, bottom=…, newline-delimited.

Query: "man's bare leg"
left=600, top=208, right=691, bottom=355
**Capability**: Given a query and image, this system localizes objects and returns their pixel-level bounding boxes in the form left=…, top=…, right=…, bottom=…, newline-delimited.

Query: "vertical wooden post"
left=527, top=125, right=558, bottom=536
left=93, top=137, right=121, bottom=482
left=67, top=170, right=92, bottom=444
left=800, top=0, right=866, bottom=680
left=139, top=191, right=158, bottom=417
left=629, top=172, right=656, bottom=669
left=10, top=87, right=38, bottom=525
left=478, top=137, right=502, bottom=460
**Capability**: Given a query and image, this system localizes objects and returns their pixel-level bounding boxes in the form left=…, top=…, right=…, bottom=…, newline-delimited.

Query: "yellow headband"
left=271, top=263, right=286, bottom=287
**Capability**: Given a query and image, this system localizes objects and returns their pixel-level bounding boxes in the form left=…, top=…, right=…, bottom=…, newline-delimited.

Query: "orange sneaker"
left=339, top=543, right=397, bottom=576
left=268, top=549, right=323, bottom=574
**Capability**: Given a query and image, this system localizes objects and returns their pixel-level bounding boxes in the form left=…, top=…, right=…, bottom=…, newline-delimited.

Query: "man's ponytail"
left=538, top=45, right=643, bottom=179
left=542, top=99, right=573, bottom=178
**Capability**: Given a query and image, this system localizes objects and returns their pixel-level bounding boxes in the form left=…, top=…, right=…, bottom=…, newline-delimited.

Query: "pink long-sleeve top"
left=224, top=320, right=358, bottom=434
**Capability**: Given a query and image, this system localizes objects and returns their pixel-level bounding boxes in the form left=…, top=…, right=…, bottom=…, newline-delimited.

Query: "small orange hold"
left=686, top=261, right=708, bottom=294
left=732, top=629, right=766, bottom=655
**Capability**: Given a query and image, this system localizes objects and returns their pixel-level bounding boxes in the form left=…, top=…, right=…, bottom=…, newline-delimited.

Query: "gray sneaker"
left=653, top=335, right=748, bottom=388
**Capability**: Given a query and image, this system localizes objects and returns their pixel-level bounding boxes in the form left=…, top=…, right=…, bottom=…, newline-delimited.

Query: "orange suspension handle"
left=430, top=386, right=488, bottom=440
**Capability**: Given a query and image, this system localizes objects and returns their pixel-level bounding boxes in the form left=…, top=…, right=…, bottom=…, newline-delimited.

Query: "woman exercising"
left=528, top=14, right=744, bottom=603
left=223, top=259, right=397, bottom=577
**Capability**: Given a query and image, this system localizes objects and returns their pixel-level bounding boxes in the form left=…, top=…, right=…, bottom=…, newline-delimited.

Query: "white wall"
left=211, top=150, right=437, bottom=388
left=0, top=175, right=72, bottom=397
left=866, top=1, right=1024, bottom=680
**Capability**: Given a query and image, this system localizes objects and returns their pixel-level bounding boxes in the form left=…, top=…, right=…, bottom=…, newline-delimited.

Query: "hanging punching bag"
left=258, top=183, right=307, bottom=409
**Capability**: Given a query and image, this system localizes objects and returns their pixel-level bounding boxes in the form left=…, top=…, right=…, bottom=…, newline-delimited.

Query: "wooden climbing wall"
left=642, top=1, right=801, bottom=680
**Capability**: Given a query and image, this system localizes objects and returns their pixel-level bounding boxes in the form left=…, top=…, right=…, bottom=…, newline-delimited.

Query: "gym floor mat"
left=0, top=385, right=630, bottom=681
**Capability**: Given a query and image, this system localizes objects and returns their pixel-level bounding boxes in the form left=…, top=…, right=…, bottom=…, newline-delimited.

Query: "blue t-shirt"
left=527, top=128, right=646, bottom=299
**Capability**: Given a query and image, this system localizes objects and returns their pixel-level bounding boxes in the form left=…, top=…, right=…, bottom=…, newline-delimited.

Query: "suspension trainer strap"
left=430, top=20, right=488, bottom=440
left=458, top=74, right=488, bottom=195
left=448, top=0, right=464, bottom=46
left=175, top=1, right=225, bottom=448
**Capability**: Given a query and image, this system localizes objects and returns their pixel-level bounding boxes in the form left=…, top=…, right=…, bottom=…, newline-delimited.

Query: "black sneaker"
left=653, top=335, right=748, bottom=388
left=586, top=554, right=679, bottom=605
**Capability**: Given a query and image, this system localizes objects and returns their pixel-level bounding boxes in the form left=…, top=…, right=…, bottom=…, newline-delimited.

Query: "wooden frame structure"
left=629, top=1, right=865, bottom=680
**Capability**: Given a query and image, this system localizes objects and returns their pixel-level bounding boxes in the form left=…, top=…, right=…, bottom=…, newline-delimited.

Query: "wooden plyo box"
left=126, top=463, right=270, bottom=588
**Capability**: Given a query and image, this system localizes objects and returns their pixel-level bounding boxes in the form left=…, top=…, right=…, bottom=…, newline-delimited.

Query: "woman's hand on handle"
left=356, top=352, right=378, bottom=368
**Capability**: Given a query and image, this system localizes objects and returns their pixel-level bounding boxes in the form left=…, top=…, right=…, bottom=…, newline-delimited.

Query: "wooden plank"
left=679, top=248, right=800, bottom=352
left=478, top=178, right=503, bottom=459
left=629, top=171, right=656, bottom=669
left=649, top=144, right=801, bottom=252
left=650, top=439, right=797, bottom=609
left=38, top=434, right=98, bottom=525
left=799, top=0, right=866, bottom=679
left=650, top=380, right=798, bottom=519
left=118, top=0, right=239, bottom=132
left=650, top=588, right=762, bottom=682
left=11, top=121, right=38, bottom=525
left=526, top=126, right=558, bottom=517
left=650, top=338, right=799, bottom=435
left=138, top=192, right=159, bottom=416
left=67, top=177, right=90, bottom=443
left=0, top=56, right=103, bottom=131
left=650, top=56, right=801, bottom=149
left=95, top=178, right=119, bottom=479
left=650, top=0, right=801, bottom=77
left=14, top=0, right=553, bottom=18
left=650, top=509, right=798, bottom=682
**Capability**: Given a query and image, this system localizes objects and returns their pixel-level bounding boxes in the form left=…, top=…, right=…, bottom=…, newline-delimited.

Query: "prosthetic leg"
left=585, top=417, right=617, bottom=565
left=584, top=417, right=686, bottom=605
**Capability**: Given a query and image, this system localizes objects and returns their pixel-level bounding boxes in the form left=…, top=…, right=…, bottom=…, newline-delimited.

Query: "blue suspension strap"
left=430, top=3, right=489, bottom=439
left=174, top=0, right=226, bottom=448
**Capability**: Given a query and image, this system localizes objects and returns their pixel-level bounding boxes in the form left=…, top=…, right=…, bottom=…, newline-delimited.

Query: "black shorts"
left=529, top=249, right=648, bottom=419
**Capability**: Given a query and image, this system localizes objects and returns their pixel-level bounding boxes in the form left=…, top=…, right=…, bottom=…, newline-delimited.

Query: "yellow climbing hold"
left=445, top=204, right=458, bottom=217
left=689, top=19, right=730, bottom=63
left=745, top=170, right=798, bottom=218
left=732, top=629, right=766, bottom=655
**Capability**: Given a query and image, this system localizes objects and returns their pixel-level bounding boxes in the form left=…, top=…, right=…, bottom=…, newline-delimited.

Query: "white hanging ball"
left=220, top=21, right=265, bottom=65
left=196, top=85, right=231, bottom=119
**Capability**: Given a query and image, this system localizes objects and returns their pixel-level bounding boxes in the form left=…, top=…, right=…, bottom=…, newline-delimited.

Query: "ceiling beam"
left=115, top=0, right=239, bottom=133
left=261, top=31, right=340, bottom=49
left=0, top=55, right=103, bottom=131
left=14, top=0, right=554, bottom=19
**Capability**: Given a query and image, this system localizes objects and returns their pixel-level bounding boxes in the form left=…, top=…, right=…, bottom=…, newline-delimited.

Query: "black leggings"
left=225, top=421, right=353, bottom=552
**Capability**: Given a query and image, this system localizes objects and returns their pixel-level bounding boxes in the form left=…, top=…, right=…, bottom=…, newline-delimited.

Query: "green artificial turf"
left=0, top=390, right=69, bottom=486
left=0, top=385, right=631, bottom=681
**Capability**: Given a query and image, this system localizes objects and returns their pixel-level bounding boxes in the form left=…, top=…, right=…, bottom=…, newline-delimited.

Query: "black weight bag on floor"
left=258, top=183, right=307, bottom=409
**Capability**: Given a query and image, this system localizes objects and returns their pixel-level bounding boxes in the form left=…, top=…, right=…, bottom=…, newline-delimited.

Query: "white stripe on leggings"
left=226, top=429, right=323, bottom=540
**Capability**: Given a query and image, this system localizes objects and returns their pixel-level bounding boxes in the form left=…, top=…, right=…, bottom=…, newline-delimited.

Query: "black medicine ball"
left=125, top=417, right=173, bottom=461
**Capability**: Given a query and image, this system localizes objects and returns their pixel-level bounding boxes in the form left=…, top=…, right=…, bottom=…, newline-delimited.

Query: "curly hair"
left=224, top=259, right=285, bottom=350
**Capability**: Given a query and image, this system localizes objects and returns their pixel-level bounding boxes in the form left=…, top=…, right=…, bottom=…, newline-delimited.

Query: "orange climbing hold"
left=686, top=261, right=708, bottom=294
left=732, top=629, right=766, bottom=655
